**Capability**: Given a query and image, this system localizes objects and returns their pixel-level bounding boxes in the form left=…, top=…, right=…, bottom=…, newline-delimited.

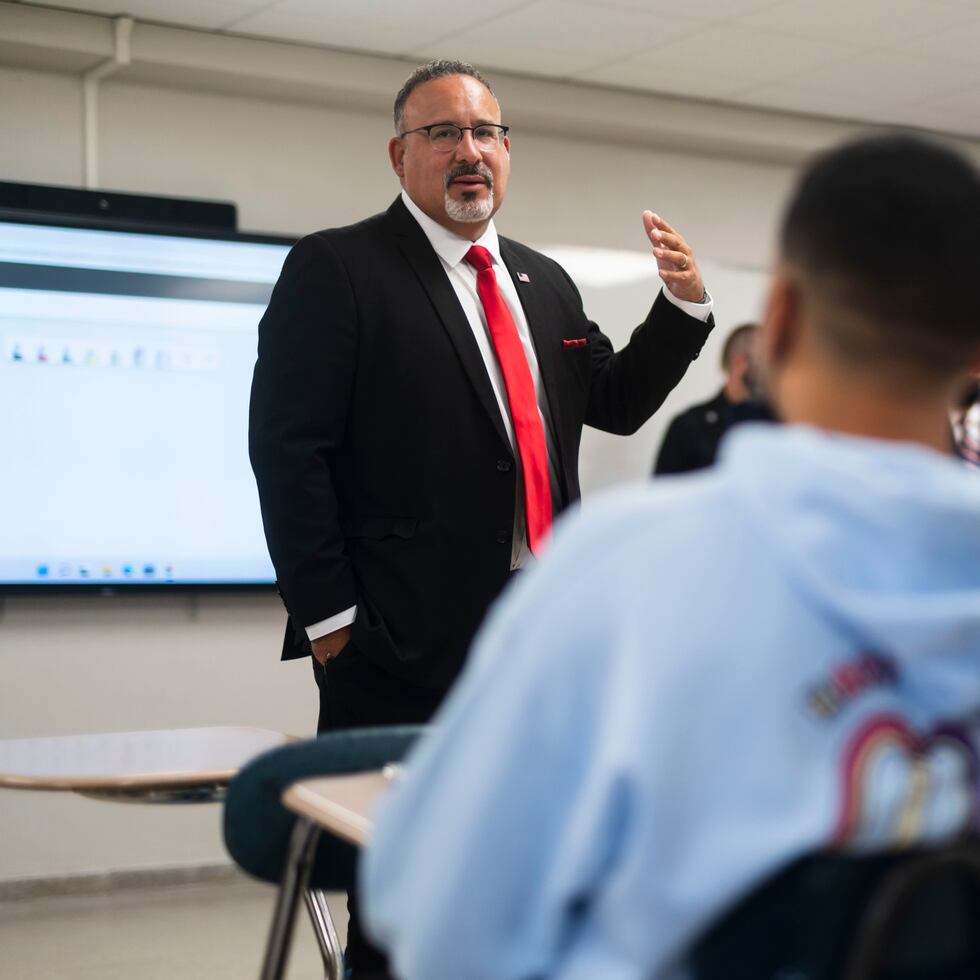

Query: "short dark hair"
left=721, top=323, right=757, bottom=371
left=781, top=134, right=980, bottom=376
left=393, top=60, right=495, bottom=134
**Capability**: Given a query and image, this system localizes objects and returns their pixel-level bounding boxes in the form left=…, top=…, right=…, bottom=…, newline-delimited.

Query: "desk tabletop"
left=283, top=771, right=392, bottom=846
left=0, top=726, right=292, bottom=793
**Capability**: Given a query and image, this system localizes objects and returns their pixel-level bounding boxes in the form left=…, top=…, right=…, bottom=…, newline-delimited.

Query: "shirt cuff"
left=306, top=605, right=357, bottom=641
left=662, top=285, right=713, bottom=322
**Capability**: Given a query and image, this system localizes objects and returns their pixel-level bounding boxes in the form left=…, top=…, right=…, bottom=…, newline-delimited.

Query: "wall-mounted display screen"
left=0, top=215, right=293, bottom=591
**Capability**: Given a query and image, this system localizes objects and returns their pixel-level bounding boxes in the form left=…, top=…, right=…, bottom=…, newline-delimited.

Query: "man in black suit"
left=653, top=322, right=768, bottom=475
left=251, top=58, right=713, bottom=722
left=250, top=56, right=713, bottom=978
left=249, top=62, right=712, bottom=729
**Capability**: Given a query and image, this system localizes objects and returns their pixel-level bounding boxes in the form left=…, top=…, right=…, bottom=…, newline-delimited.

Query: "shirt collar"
left=401, top=190, right=502, bottom=270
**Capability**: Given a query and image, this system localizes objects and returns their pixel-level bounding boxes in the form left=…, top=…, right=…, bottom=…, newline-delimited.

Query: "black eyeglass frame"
left=398, top=123, right=510, bottom=144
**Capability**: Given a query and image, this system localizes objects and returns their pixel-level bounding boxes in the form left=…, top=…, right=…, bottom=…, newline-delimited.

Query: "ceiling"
left=12, top=0, right=980, bottom=138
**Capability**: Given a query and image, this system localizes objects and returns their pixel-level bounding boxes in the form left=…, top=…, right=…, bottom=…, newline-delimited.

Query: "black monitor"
left=0, top=181, right=294, bottom=592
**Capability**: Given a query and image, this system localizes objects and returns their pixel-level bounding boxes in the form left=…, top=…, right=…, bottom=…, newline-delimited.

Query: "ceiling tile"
left=429, top=0, right=708, bottom=60
left=226, top=6, right=438, bottom=54
left=576, top=0, right=781, bottom=20
left=734, top=0, right=978, bottom=46
left=260, top=0, right=527, bottom=25
left=408, top=38, right=609, bottom=82
left=632, top=23, right=865, bottom=81
left=580, top=59, right=761, bottom=101
left=16, top=0, right=273, bottom=31
left=885, top=16, right=980, bottom=63
left=229, top=0, right=532, bottom=51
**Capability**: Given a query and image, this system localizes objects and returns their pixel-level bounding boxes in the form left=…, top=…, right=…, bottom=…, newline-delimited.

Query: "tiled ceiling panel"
left=11, top=0, right=980, bottom=137
left=735, top=0, right=979, bottom=46
left=409, top=37, right=612, bottom=80
left=9, top=0, right=272, bottom=30
left=419, top=0, right=707, bottom=61
left=582, top=0, right=779, bottom=19
left=226, top=0, right=529, bottom=55
left=594, top=23, right=864, bottom=81
left=582, top=60, right=759, bottom=102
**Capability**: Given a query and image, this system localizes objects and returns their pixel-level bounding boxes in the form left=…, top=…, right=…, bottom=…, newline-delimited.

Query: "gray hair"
left=393, top=60, right=495, bottom=134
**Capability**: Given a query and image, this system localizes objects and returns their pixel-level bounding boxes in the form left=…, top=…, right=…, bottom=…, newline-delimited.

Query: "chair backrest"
left=688, top=837, right=980, bottom=980
left=223, top=725, right=424, bottom=892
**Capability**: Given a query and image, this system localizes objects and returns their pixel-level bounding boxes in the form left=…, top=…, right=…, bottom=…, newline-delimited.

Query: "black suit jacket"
left=249, top=196, right=712, bottom=690
left=653, top=389, right=731, bottom=476
left=653, top=391, right=777, bottom=476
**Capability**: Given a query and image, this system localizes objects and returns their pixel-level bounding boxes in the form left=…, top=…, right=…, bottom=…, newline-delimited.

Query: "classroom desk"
left=0, top=726, right=370, bottom=980
left=282, top=769, right=391, bottom=846
left=0, top=726, right=292, bottom=802
left=258, top=769, right=393, bottom=980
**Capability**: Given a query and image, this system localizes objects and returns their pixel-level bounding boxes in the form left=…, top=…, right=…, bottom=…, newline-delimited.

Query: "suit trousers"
left=312, top=647, right=446, bottom=980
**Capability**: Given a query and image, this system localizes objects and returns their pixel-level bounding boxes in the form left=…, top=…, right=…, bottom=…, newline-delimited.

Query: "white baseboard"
left=0, top=861, right=242, bottom=901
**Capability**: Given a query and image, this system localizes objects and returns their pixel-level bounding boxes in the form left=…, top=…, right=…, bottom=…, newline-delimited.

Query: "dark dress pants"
left=312, top=646, right=445, bottom=980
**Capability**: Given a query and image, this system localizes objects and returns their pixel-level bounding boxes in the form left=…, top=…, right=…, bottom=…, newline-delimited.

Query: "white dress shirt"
left=306, top=192, right=713, bottom=640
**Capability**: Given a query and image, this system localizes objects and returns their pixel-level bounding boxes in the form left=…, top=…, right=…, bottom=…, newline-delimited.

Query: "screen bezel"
left=0, top=208, right=296, bottom=596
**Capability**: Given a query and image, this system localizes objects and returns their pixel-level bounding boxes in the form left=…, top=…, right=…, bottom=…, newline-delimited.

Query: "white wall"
left=0, top=592, right=312, bottom=881
left=2, top=3, right=976, bottom=882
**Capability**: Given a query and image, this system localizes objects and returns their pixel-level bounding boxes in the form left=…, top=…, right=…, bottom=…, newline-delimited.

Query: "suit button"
left=496, top=459, right=512, bottom=472
left=495, top=529, right=510, bottom=544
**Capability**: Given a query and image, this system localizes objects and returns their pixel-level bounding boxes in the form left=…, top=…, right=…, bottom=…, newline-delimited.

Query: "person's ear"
left=761, top=265, right=800, bottom=372
left=389, top=136, right=406, bottom=178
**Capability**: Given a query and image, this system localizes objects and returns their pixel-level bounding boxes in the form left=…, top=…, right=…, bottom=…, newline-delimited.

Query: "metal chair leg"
left=259, top=817, right=321, bottom=980
left=305, top=888, right=346, bottom=980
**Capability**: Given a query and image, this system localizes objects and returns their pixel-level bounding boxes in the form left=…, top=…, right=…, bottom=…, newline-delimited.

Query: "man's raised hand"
left=643, top=210, right=705, bottom=304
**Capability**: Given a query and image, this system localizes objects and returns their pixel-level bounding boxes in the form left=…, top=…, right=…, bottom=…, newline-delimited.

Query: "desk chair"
left=223, top=725, right=424, bottom=980
left=690, top=837, right=980, bottom=980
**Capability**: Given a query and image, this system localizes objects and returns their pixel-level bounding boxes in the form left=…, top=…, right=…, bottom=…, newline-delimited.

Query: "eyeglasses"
left=399, top=123, right=509, bottom=150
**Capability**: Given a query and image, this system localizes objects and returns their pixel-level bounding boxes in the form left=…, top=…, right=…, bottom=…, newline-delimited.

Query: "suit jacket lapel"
left=385, top=198, right=510, bottom=449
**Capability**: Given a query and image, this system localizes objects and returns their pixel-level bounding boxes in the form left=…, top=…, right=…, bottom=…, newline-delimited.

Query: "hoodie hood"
left=721, top=424, right=980, bottom=715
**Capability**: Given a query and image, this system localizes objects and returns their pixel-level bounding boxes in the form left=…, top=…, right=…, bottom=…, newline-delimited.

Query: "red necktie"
left=465, top=245, right=552, bottom=555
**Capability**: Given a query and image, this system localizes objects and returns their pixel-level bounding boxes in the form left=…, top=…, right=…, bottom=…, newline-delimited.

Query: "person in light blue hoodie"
left=360, top=134, right=980, bottom=980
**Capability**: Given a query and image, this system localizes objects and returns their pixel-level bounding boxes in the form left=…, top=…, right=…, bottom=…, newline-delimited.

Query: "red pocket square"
left=562, top=338, right=588, bottom=348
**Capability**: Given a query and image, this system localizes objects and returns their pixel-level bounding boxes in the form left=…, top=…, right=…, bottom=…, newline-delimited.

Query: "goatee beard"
left=445, top=190, right=494, bottom=223
left=444, top=162, right=494, bottom=223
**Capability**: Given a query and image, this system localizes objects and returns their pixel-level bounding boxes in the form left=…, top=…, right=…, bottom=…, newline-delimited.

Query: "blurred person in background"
left=362, top=134, right=980, bottom=980
left=653, top=322, right=771, bottom=475
left=951, top=373, right=980, bottom=467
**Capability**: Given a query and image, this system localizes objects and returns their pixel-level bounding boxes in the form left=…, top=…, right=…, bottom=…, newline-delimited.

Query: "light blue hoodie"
left=362, top=424, right=980, bottom=980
